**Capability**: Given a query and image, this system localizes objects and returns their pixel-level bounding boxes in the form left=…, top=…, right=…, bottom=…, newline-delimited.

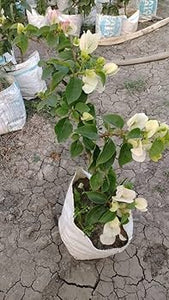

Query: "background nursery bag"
left=8, top=51, right=47, bottom=100
left=0, top=74, right=26, bottom=135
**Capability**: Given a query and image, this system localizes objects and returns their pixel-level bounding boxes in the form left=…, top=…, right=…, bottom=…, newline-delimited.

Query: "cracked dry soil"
left=1, top=5, right=169, bottom=300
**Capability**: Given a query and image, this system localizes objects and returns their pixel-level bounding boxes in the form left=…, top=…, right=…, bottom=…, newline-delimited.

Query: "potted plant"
left=37, top=27, right=169, bottom=260
left=95, top=0, right=139, bottom=38
left=0, top=72, right=26, bottom=135
left=0, top=6, right=46, bottom=99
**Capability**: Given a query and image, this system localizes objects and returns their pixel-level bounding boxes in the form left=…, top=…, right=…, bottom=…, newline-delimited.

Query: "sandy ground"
left=1, top=3, right=169, bottom=300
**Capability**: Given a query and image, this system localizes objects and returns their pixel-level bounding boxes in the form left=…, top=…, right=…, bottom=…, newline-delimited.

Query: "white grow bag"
left=139, top=0, right=158, bottom=18
left=0, top=75, right=26, bottom=135
left=96, top=10, right=139, bottom=38
left=59, top=168, right=133, bottom=260
left=8, top=51, right=47, bottom=100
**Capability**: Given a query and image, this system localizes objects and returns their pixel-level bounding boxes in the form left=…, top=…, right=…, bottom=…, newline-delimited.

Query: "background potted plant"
left=0, top=5, right=46, bottom=99
left=95, top=0, right=139, bottom=38
left=37, top=26, right=169, bottom=260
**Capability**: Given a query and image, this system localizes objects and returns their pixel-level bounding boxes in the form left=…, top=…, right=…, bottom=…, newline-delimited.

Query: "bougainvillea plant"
left=28, top=16, right=169, bottom=245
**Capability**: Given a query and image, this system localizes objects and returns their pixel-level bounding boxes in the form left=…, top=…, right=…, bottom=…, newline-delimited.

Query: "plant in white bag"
left=37, top=26, right=169, bottom=253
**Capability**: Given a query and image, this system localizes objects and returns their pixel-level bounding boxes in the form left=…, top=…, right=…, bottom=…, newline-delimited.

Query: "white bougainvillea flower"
left=112, top=185, right=136, bottom=204
left=119, top=233, right=127, bottom=241
left=17, top=23, right=25, bottom=34
left=135, top=197, right=148, bottom=212
left=127, top=113, right=148, bottom=130
left=82, top=70, right=104, bottom=94
left=82, top=70, right=98, bottom=94
left=145, top=120, right=159, bottom=138
left=156, top=123, right=169, bottom=138
left=81, top=112, right=94, bottom=121
left=79, top=30, right=99, bottom=54
left=47, top=7, right=60, bottom=24
left=100, top=217, right=121, bottom=245
left=61, top=20, right=77, bottom=36
left=110, top=201, right=119, bottom=212
left=131, top=140, right=146, bottom=162
left=103, top=63, right=118, bottom=76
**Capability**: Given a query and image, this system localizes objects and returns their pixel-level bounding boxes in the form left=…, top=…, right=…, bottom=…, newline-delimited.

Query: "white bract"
left=130, top=140, right=146, bottom=162
left=145, top=120, right=159, bottom=138
left=100, top=217, right=121, bottom=245
left=135, top=197, right=148, bottom=212
left=82, top=70, right=104, bottom=94
left=103, top=63, right=118, bottom=75
left=127, top=113, right=148, bottom=130
left=79, top=30, right=99, bottom=54
left=112, top=185, right=136, bottom=204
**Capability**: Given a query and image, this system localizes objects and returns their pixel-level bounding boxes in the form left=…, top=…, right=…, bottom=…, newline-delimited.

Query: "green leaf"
left=75, top=103, right=90, bottom=113
left=66, top=77, right=83, bottom=105
left=16, top=33, right=28, bottom=54
left=121, top=214, right=130, bottom=225
left=47, top=31, right=59, bottom=47
left=96, top=138, right=116, bottom=166
left=119, top=143, right=132, bottom=167
left=59, top=49, right=73, bottom=60
left=88, top=145, right=100, bottom=172
left=103, top=114, right=124, bottom=128
left=99, top=210, right=116, bottom=224
left=85, top=205, right=107, bottom=226
left=85, top=192, right=107, bottom=204
left=56, top=104, right=69, bottom=117
left=50, top=69, right=68, bottom=91
left=42, top=65, right=54, bottom=80
left=127, top=202, right=136, bottom=209
left=149, top=139, right=164, bottom=162
left=83, top=137, right=95, bottom=150
left=90, top=172, right=104, bottom=191
left=70, top=140, right=84, bottom=157
left=99, top=152, right=116, bottom=171
left=107, top=168, right=116, bottom=195
left=127, top=128, right=142, bottom=139
left=76, top=124, right=98, bottom=140
left=101, top=176, right=110, bottom=193
left=55, top=118, right=73, bottom=142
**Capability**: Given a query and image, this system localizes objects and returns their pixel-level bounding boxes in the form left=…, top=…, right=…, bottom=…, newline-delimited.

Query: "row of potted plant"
left=26, top=0, right=159, bottom=38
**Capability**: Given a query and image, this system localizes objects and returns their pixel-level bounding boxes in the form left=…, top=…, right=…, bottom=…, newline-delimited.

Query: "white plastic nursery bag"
left=139, top=0, right=158, bottom=18
left=59, top=168, right=133, bottom=260
left=26, top=8, right=48, bottom=28
left=121, top=10, right=139, bottom=35
left=0, top=51, right=17, bottom=66
left=56, top=0, right=70, bottom=12
left=8, top=51, right=47, bottom=100
left=96, top=14, right=126, bottom=38
left=0, top=75, right=26, bottom=135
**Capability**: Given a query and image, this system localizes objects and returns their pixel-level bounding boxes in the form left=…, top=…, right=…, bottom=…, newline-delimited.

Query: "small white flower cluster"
left=79, top=31, right=118, bottom=94
left=127, top=113, right=169, bottom=162
left=100, top=185, right=147, bottom=245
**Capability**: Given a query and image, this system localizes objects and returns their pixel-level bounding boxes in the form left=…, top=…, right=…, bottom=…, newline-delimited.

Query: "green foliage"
left=70, top=140, right=84, bottom=157
left=66, top=77, right=83, bottom=105
left=55, top=118, right=73, bottom=142
left=85, top=191, right=107, bottom=204
left=119, top=143, right=132, bottom=167
left=103, top=114, right=124, bottom=129
left=96, top=138, right=116, bottom=166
